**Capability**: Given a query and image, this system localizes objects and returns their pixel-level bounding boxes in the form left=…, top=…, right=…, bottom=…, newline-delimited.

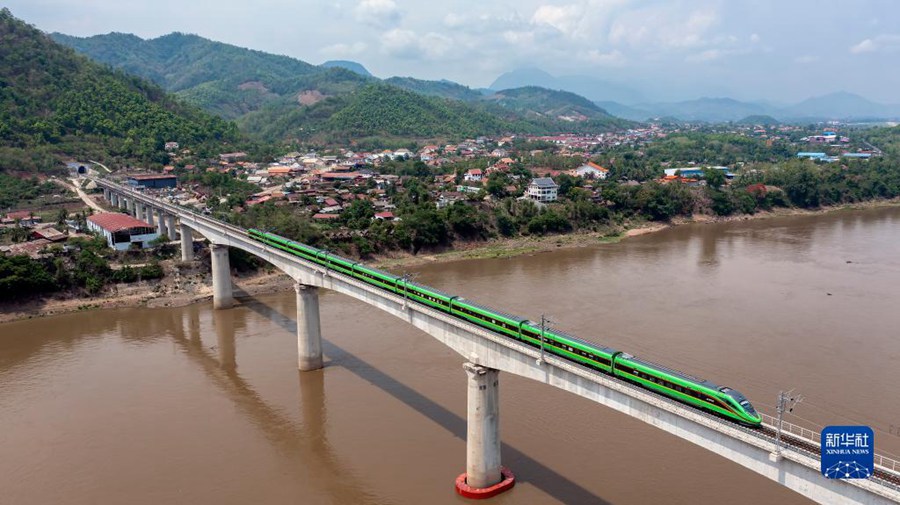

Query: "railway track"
left=755, top=425, right=900, bottom=489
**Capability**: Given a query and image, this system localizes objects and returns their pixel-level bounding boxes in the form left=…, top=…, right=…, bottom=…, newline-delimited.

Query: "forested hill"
left=238, top=83, right=525, bottom=141
left=50, top=31, right=320, bottom=92
left=488, top=86, right=616, bottom=121
left=0, top=9, right=237, bottom=173
left=52, top=29, right=633, bottom=139
left=383, top=77, right=484, bottom=101
left=51, top=30, right=374, bottom=119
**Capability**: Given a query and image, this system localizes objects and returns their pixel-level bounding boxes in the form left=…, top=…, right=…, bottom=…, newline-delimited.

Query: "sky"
left=7, top=0, right=900, bottom=103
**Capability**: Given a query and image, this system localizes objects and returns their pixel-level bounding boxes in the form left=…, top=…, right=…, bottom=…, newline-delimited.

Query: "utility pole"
left=775, top=389, right=804, bottom=457
left=536, top=314, right=554, bottom=366
left=401, top=272, right=418, bottom=309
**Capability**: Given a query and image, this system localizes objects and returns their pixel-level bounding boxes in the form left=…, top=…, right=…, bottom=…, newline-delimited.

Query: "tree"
left=702, top=167, right=726, bottom=189
left=56, top=208, right=68, bottom=227
left=445, top=202, right=488, bottom=239
left=396, top=206, right=448, bottom=254
left=342, top=200, right=375, bottom=230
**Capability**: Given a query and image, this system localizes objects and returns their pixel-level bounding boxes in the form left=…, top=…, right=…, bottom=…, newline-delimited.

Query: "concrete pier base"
left=295, top=283, right=323, bottom=371
left=456, top=362, right=513, bottom=498
left=210, top=244, right=234, bottom=310
left=180, top=224, right=194, bottom=262
left=166, top=214, right=177, bottom=241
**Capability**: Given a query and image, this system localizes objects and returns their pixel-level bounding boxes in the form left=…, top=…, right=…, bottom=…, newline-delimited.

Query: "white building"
left=464, top=169, right=483, bottom=182
left=87, top=213, right=160, bottom=251
left=574, top=162, right=609, bottom=179
left=527, top=177, right=559, bottom=202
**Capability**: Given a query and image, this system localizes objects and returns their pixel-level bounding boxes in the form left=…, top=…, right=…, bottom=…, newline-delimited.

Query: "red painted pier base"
left=455, top=467, right=516, bottom=499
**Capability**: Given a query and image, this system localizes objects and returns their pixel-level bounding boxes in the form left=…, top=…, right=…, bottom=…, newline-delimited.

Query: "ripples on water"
left=1, top=207, right=898, bottom=504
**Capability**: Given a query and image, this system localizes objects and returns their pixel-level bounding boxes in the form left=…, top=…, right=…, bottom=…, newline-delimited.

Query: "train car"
left=612, top=353, right=761, bottom=425
left=247, top=229, right=761, bottom=427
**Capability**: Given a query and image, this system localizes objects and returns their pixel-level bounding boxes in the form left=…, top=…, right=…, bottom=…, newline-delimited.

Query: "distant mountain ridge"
left=490, top=67, right=643, bottom=104
left=488, top=86, right=614, bottom=121
left=321, top=60, right=372, bottom=77
left=599, top=92, right=900, bottom=123
left=494, top=67, right=900, bottom=123
left=52, top=31, right=629, bottom=140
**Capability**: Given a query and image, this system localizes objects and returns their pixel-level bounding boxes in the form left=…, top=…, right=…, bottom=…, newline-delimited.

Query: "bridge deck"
left=93, top=177, right=900, bottom=503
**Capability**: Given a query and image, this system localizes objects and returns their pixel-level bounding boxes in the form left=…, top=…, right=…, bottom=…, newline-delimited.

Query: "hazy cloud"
left=354, top=0, right=401, bottom=26
left=5, top=0, right=900, bottom=102
left=380, top=29, right=453, bottom=60
left=321, top=42, right=368, bottom=57
left=850, top=34, right=900, bottom=54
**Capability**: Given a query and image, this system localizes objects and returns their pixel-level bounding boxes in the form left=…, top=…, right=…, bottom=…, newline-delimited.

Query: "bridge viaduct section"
left=95, top=179, right=900, bottom=504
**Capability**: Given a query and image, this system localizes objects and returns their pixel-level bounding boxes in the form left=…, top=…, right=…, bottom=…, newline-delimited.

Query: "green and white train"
left=249, top=228, right=762, bottom=427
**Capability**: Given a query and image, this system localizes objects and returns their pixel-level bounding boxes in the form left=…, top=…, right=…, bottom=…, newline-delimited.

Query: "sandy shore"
left=3, top=197, right=898, bottom=323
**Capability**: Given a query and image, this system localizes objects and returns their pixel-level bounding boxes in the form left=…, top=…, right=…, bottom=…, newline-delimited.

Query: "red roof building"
left=87, top=213, right=159, bottom=250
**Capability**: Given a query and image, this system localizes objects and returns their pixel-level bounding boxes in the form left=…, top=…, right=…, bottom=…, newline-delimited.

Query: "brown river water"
left=2, top=207, right=899, bottom=504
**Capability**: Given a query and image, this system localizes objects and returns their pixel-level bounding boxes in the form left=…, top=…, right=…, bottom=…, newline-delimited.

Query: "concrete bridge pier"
left=156, top=208, right=168, bottom=238
left=134, top=202, right=143, bottom=219
left=103, top=188, right=110, bottom=202
left=145, top=206, right=155, bottom=226
left=124, top=197, right=132, bottom=213
left=210, top=244, right=234, bottom=310
left=109, top=192, right=118, bottom=207
left=166, top=214, right=177, bottom=241
left=295, top=283, right=323, bottom=371
left=180, top=224, right=194, bottom=262
left=456, top=363, right=514, bottom=498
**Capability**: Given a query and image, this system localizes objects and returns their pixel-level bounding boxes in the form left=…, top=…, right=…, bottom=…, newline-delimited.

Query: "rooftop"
left=530, top=177, right=558, bottom=188
left=127, top=174, right=177, bottom=181
left=87, top=213, right=153, bottom=232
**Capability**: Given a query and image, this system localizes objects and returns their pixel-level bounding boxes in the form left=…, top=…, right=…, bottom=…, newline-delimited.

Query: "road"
left=52, top=177, right=106, bottom=212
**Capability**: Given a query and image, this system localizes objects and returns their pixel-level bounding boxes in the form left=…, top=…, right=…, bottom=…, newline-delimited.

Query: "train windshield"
left=740, top=400, right=757, bottom=414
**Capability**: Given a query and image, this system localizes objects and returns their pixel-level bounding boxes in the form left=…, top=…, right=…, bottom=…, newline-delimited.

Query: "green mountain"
left=736, top=115, right=780, bottom=126
left=52, top=29, right=629, bottom=140
left=321, top=60, right=372, bottom=77
left=239, top=83, right=521, bottom=141
left=0, top=9, right=237, bottom=173
left=383, top=77, right=483, bottom=101
left=487, top=86, right=616, bottom=122
left=51, top=31, right=373, bottom=119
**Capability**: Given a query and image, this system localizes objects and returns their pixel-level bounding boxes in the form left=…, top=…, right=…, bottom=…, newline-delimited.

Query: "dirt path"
left=69, top=177, right=106, bottom=212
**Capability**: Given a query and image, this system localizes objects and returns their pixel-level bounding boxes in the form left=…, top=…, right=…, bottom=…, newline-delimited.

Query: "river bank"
left=2, top=197, right=898, bottom=324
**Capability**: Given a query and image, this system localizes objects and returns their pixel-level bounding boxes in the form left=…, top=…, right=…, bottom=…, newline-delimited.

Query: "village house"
left=2, top=211, right=42, bottom=227
left=526, top=177, right=559, bottom=203
left=464, top=169, right=483, bottom=183
left=573, top=161, right=609, bottom=179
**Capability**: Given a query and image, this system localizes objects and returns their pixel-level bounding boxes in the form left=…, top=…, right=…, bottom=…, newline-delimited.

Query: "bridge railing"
left=760, top=413, right=821, bottom=444
left=97, top=176, right=900, bottom=485
left=760, top=412, right=900, bottom=476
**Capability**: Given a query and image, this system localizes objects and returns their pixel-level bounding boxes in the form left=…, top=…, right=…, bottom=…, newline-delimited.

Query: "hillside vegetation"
left=488, top=86, right=614, bottom=121
left=53, top=30, right=632, bottom=140
left=239, top=83, right=526, bottom=141
left=0, top=9, right=237, bottom=172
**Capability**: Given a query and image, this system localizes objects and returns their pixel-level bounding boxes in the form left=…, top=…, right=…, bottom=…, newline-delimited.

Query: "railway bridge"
left=92, top=177, right=900, bottom=504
